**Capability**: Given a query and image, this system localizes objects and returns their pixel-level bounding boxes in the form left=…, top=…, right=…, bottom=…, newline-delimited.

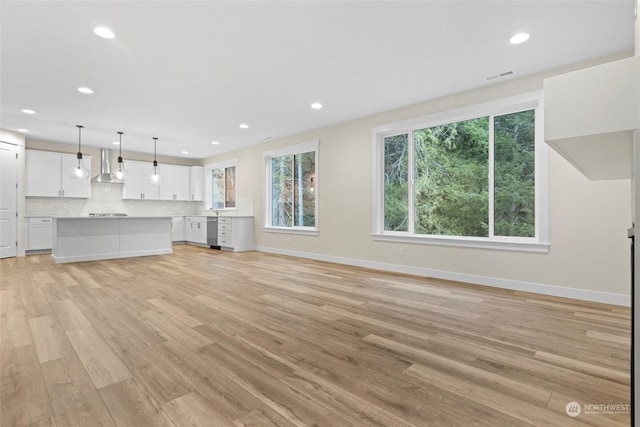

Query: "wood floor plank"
left=153, top=339, right=263, bottom=418
left=404, top=362, right=582, bottom=426
left=147, top=297, right=205, bottom=327
left=163, top=391, right=236, bottom=427
left=1, top=345, right=54, bottom=426
left=1, top=309, right=33, bottom=349
left=0, top=246, right=630, bottom=426
left=65, top=326, right=132, bottom=389
left=142, top=308, right=213, bottom=349
left=20, top=281, right=55, bottom=319
left=363, top=333, right=551, bottom=406
left=50, top=299, right=93, bottom=331
left=41, top=355, right=116, bottom=426
left=106, top=332, right=192, bottom=404
left=534, top=350, right=630, bottom=385
left=29, top=315, right=75, bottom=363
left=99, top=377, right=175, bottom=427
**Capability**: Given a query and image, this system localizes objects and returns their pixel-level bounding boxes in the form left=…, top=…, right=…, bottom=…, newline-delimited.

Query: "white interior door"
left=0, top=142, right=19, bottom=258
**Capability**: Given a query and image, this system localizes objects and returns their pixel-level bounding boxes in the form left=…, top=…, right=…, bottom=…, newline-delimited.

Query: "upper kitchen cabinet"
left=158, top=164, right=190, bottom=201
left=122, top=160, right=159, bottom=200
left=190, top=166, right=204, bottom=201
left=26, top=149, right=92, bottom=198
left=544, top=56, right=639, bottom=180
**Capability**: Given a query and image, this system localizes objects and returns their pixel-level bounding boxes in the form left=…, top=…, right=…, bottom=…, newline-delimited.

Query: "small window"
left=205, top=159, right=237, bottom=211
left=264, top=140, right=318, bottom=234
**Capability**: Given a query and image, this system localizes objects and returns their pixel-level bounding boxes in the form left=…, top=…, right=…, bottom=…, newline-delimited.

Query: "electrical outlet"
left=398, top=248, right=404, bottom=257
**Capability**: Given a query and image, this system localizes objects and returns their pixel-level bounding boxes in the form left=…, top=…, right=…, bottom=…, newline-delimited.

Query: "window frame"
left=371, top=91, right=549, bottom=253
left=204, top=158, right=237, bottom=212
left=263, top=140, right=319, bottom=235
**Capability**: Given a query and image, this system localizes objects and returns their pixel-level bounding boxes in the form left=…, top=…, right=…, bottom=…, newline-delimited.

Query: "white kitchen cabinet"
left=159, top=165, right=190, bottom=201
left=186, top=216, right=207, bottom=245
left=26, top=150, right=92, bottom=198
left=190, top=166, right=204, bottom=201
left=171, top=216, right=185, bottom=242
left=218, top=217, right=254, bottom=252
left=27, top=217, right=53, bottom=251
left=122, top=160, right=159, bottom=200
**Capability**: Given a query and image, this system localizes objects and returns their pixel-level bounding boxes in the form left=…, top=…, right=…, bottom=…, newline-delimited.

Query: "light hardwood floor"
left=0, top=245, right=631, bottom=426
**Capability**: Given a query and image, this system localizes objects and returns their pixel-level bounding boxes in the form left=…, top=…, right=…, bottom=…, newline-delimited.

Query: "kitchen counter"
left=51, top=216, right=172, bottom=263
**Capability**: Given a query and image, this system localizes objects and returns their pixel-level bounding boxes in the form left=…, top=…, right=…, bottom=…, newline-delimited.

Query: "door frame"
left=0, top=130, right=26, bottom=257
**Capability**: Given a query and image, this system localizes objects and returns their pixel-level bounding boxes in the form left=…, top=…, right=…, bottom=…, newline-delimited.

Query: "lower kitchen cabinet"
left=171, top=216, right=185, bottom=242
left=185, top=216, right=207, bottom=245
left=26, top=217, right=53, bottom=251
left=217, top=217, right=254, bottom=252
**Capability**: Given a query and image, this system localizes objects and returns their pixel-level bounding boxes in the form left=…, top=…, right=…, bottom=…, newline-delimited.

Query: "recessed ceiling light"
left=21, top=109, right=35, bottom=114
left=78, top=87, right=94, bottom=94
left=112, top=141, right=120, bottom=145
left=17, top=128, right=29, bottom=133
left=510, top=33, right=530, bottom=44
left=181, top=151, right=189, bottom=154
left=311, top=102, right=323, bottom=110
left=211, top=141, right=219, bottom=145
left=239, top=124, right=249, bottom=129
left=94, top=27, right=115, bottom=39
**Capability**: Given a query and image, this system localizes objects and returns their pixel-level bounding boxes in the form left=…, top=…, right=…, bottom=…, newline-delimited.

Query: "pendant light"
left=69, top=125, right=90, bottom=180
left=149, top=137, right=162, bottom=185
left=111, top=131, right=129, bottom=181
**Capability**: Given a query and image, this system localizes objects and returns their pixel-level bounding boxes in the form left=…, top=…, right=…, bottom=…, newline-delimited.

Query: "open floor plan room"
left=0, top=245, right=630, bottom=426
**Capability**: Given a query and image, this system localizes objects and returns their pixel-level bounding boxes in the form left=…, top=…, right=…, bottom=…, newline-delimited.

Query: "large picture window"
left=205, top=159, right=237, bottom=211
left=264, top=140, right=318, bottom=234
left=373, top=93, right=548, bottom=252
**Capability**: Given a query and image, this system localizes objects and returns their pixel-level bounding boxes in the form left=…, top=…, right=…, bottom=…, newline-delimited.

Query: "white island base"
left=52, top=217, right=172, bottom=264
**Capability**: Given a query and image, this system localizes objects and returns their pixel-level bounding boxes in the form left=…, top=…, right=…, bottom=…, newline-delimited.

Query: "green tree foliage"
left=272, top=155, right=293, bottom=227
left=384, top=134, right=409, bottom=231
left=414, top=117, right=489, bottom=237
left=271, top=152, right=316, bottom=227
left=293, top=152, right=316, bottom=227
left=494, top=110, right=535, bottom=237
left=382, top=110, right=536, bottom=238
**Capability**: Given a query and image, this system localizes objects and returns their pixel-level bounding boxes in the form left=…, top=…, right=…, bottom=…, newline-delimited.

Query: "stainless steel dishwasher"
left=207, top=217, right=219, bottom=247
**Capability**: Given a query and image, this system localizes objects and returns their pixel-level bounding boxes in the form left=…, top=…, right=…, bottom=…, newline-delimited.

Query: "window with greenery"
left=205, top=159, right=237, bottom=210
left=264, top=140, right=318, bottom=233
left=374, top=93, right=547, bottom=251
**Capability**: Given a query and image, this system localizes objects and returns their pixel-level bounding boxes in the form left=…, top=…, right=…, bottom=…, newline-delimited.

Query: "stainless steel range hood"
left=92, top=148, right=124, bottom=183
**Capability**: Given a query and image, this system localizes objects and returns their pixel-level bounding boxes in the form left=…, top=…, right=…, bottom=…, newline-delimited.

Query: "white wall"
left=204, top=53, right=633, bottom=305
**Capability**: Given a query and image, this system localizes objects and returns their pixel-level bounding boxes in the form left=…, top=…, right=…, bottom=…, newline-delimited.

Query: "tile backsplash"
left=25, top=182, right=255, bottom=217
left=26, top=182, right=203, bottom=216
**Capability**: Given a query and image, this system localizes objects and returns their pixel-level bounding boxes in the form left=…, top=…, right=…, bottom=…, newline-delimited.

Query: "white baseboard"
left=256, top=246, right=630, bottom=307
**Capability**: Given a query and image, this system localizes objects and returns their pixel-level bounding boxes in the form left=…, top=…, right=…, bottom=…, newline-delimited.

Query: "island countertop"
left=51, top=216, right=172, bottom=263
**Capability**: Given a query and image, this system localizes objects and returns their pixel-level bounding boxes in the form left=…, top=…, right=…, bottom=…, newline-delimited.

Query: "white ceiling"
left=1, top=1, right=634, bottom=159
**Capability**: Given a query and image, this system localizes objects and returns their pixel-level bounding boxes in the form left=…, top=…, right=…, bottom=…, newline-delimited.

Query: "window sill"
left=372, top=233, right=549, bottom=253
left=264, top=227, right=319, bottom=236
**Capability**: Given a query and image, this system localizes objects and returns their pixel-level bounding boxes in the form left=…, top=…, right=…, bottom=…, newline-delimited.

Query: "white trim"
left=51, top=248, right=172, bottom=264
left=263, top=227, right=319, bottom=236
left=372, top=233, right=549, bottom=253
left=256, top=245, right=629, bottom=307
left=371, top=91, right=544, bottom=136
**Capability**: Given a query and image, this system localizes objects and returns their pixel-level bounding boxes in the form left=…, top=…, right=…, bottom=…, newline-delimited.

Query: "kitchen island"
left=51, top=216, right=172, bottom=263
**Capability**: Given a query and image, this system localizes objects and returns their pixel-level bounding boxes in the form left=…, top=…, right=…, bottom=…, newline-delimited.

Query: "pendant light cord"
left=153, top=137, right=158, bottom=167
left=76, top=125, right=84, bottom=160
left=117, top=132, right=124, bottom=163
